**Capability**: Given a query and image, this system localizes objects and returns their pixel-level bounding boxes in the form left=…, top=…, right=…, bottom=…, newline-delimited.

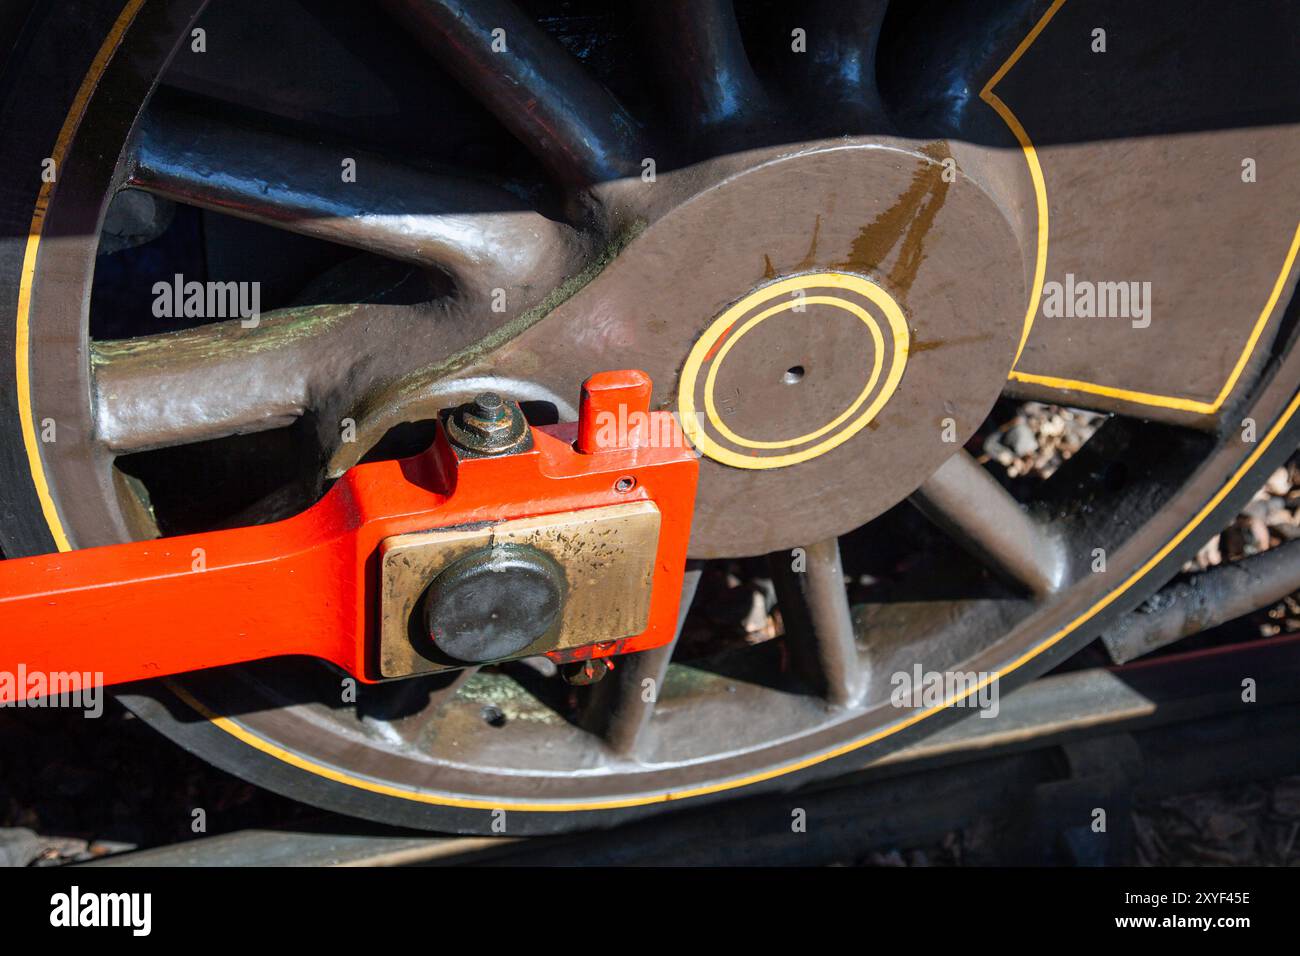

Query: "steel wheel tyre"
left=1, top=0, right=1298, bottom=833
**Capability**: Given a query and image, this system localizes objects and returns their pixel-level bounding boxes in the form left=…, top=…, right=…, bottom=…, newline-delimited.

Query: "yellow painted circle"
left=704, top=297, right=885, bottom=449
left=679, top=273, right=910, bottom=469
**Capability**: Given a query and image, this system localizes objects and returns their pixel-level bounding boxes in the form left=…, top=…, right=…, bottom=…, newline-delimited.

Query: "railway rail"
left=76, top=625, right=1300, bottom=866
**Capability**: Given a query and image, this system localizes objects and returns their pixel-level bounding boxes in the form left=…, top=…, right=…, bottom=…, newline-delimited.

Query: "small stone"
left=1004, top=422, right=1039, bottom=457
left=1276, top=521, right=1300, bottom=542
left=982, top=432, right=1014, bottom=467
left=0, top=828, right=43, bottom=867
left=1247, top=515, right=1271, bottom=553
left=1266, top=466, right=1292, bottom=497
left=1266, top=507, right=1297, bottom=528
left=1242, top=499, right=1271, bottom=521
left=741, top=589, right=769, bottom=635
left=1193, top=535, right=1222, bottom=569
left=87, top=839, right=138, bottom=859
left=1222, top=525, right=1248, bottom=561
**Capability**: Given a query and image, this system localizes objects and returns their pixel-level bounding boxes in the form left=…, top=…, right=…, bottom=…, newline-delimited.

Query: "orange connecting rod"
left=0, top=371, right=698, bottom=703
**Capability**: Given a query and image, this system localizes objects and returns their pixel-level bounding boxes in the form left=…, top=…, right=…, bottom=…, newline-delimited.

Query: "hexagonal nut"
left=444, top=393, right=532, bottom=456
left=459, top=410, right=514, bottom=439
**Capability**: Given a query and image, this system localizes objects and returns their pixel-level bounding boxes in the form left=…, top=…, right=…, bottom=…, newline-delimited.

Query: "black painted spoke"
left=581, top=565, right=703, bottom=757
left=909, top=449, right=1068, bottom=597
left=803, top=0, right=891, bottom=129
left=128, top=94, right=575, bottom=296
left=643, top=0, right=765, bottom=146
left=382, top=0, right=646, bottom=186
left=771, top=538, right=864, bottom=707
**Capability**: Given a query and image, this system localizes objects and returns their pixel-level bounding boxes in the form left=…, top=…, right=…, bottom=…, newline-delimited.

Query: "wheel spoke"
left=643, top=0, right=765, bottom=146
left=771, top=538, right=864, bottom=707
left=92, top=302, right=393, bottom=453
left=909, top=450, right=1068, bottom=596
left=580, top=564, right=702, bottom=757
left=803, top=0, right=890, bottom=128
left=128, top=93, right=576, bottom=294
left=381, top=0, right=646, bottom=185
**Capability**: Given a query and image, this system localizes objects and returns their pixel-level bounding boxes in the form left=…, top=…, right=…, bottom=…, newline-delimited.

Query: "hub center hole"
left=783, top=365, right=805, bottom=385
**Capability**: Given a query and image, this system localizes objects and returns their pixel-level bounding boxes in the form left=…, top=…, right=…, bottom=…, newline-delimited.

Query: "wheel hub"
left=494, top=139, right=1029, bottom=556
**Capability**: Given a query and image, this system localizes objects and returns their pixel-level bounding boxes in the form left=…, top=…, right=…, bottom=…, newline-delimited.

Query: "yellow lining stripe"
left=16, top=0, right=148, bottom=552
left=18, top=0, right=1300, bottom=814
left=980, top=0, right=1065, bottom=368
left=984, top=0, right=1300, bottom=414
left=15, top=0, right=148, bottom=554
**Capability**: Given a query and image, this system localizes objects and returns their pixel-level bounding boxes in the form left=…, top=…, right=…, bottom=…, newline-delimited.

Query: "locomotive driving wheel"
left=1, top=0, right=1298, bottom=833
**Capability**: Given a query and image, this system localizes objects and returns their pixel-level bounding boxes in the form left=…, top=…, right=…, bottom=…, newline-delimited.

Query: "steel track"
left=80, top=631, right=1300, bottom=866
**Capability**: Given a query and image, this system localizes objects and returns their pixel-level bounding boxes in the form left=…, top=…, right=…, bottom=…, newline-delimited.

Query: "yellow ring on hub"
left=704, top=297, right=885, bottom=449
left=679, top=273, right=910, bottom=469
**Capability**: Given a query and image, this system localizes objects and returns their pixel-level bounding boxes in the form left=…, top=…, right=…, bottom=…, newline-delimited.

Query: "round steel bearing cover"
left=422, top=544, right=566, bottom=662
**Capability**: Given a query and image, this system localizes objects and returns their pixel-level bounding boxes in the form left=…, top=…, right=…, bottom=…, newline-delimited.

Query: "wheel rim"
left=4, top=0, right=1300, bottom=832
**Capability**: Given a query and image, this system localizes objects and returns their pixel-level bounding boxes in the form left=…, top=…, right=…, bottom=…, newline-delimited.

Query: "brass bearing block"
left=378, top=501, right=662, bottom=678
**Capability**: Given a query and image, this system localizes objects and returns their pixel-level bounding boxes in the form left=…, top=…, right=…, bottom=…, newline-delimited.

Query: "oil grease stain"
left=795, top=213, right=822, bottom=272
left=762, top=254, right=777, bottom=280
left=909, top=332, right=993, bottom=354
left=833, top=141, right=952, bottom=296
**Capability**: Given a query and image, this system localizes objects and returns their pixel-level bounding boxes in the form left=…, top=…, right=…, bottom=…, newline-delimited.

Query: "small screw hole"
left=481, top=705, right=506, bottom=728
left=783, top=365, right=805, bottom=384
left=615, top=476, right=636, bottom=493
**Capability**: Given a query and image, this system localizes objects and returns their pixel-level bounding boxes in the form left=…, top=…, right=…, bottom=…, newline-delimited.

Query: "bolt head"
left=471, top=392, right=507, bottom=422
left=444, top=392, right=532, bottom=456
